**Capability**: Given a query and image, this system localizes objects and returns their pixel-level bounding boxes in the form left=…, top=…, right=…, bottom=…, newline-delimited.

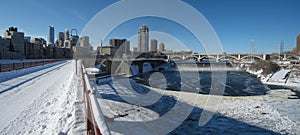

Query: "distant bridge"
left=167, top=54, right=300, bottom=61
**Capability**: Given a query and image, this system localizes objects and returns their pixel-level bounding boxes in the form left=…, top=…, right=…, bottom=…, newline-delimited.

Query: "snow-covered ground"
left=0, top=60, right=86, bottom=134
left=246, top=67, right=300, bottom=92
left=267, top=69, right=290, bottom=83
left=95, top=77, right=300, bottom=134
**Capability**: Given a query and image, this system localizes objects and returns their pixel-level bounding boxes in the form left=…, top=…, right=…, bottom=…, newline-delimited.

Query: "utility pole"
left=250, top=40, right=255, bottom=62
left=99, top=40, right=103, bottom=55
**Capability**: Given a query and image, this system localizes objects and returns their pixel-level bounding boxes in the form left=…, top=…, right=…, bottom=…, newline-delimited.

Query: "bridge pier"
left=263, top=54, right=267, bottom=60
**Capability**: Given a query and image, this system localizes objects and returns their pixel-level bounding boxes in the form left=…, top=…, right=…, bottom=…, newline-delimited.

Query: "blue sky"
left=0, top=0, right=299, bottom=54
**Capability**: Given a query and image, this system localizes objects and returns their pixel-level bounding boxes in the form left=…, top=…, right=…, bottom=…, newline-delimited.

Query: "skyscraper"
left=57, top=32, right=64, bottom=41
left=64, top=29, right=70, bottom=40
left=110, top=38, right=126, bottom=48
left=124, top=40, right=130, bottom=54
left=64, top=29, right=71, bottom=48
left=150, top=39, right=158, bottom=52
left=297, top=34, right=300, bottom=53
left=138, top=25, right=149, bottom=52
left=48, top=26, right=54, bottom=45
left=159, top=42, right=165, bottom=52
left=57, top=32, right=64, bottom=47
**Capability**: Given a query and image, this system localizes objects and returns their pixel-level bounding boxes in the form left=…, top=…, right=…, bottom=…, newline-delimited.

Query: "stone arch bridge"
left=168, top=54, right=300, bottom=61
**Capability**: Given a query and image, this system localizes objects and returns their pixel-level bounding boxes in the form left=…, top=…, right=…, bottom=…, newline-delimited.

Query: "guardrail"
left=80, top=61, right=110, bottom=135
left=0, top=59, right=65, bottom=72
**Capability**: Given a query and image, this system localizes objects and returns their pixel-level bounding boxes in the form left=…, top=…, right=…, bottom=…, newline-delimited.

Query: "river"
left=134, top=70, right=270, bottom=96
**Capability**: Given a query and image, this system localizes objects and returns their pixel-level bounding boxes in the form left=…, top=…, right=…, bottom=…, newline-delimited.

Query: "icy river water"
left=135, top=70, right=270, bottom=96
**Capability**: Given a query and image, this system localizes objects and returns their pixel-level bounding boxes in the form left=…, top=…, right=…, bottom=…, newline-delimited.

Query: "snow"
left=86, top=67, right=100, bottom=74
left=246, top=67, right=300, bottom=92
left=95, top=77, right=300, bottom=134
left=287, top=71, right=300, bottom=84
left=0, top=60, right=86, bottom=134
left=219, top=94, right=300, bottom=134
left=268, top=69, right=290, bottom=82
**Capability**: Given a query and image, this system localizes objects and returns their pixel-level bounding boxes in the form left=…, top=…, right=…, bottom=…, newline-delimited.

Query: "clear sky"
left=0, top=0, right=299, bottom=54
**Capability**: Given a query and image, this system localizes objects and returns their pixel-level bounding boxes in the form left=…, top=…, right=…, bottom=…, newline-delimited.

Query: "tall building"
left=57, top=32, right=64, bottom=47
left=30, top=38, right=46, bottom=59
left=150, top=39, right=158, bottom=52
left=24, top=36, right=31, bottom=43
left=74, top=36, right=92, bottom=58
left=124, top=40, right=130, bottom=54
left=109, top=38, right=130, bottom=56
left=64, top=29, right=70, bottom=40
left=64, top=29, right=71, bottom=48
left=110, top=39, right=126, bottom=48
left=297, top=34, right=300, bottom=53
left=58, top=32, right=64, bottom=41
left=138, top=25, right=149, bottom=52
left=70, top=35, right=79, bottom=47
left=159, top=42, right=165, bottom=52
left=48, top=26, right=54, bottom=45
left=80, top=36, right=90, bottom=47
left=4, top=27, right=25, bottom=55
left=0, top=37, right=11, bottom=59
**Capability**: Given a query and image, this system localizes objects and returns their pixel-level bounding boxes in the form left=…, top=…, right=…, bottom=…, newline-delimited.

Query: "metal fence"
left=80, top=60, right=110, bottom=135
left=0, top=59, right=64, bottom=72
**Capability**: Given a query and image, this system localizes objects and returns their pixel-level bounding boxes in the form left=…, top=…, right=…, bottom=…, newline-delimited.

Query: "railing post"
left=76, top=59, right=78, bottom=75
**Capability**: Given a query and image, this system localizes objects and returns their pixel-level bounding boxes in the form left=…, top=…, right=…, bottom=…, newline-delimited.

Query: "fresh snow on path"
left=0, top=60, right=86, bottom=134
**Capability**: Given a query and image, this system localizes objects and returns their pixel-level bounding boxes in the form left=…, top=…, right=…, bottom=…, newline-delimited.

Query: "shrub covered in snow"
left=249, top=60, right=279, bottom=76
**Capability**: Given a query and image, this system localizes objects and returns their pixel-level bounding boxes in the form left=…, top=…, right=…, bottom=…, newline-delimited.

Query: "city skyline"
left=1, top=0, right=300, bottom=54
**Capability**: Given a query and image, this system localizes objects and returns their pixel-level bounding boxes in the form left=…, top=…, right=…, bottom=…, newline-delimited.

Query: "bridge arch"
left=170, top=56, right=183, bottom=60
left=218, top=55, right=239, bottom=61
left=184, top=56, right=199, bottom=61
left=286, top=55, right=299, bottom=60
left=240, top=55, right=263, bottom=61
left=199, top=56, right=218, bottom=61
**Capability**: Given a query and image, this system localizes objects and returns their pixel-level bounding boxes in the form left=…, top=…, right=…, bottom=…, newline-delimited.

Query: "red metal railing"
left=80, top=61, right=109, bottom=135
left=0, top=59, right=65, bottom=72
